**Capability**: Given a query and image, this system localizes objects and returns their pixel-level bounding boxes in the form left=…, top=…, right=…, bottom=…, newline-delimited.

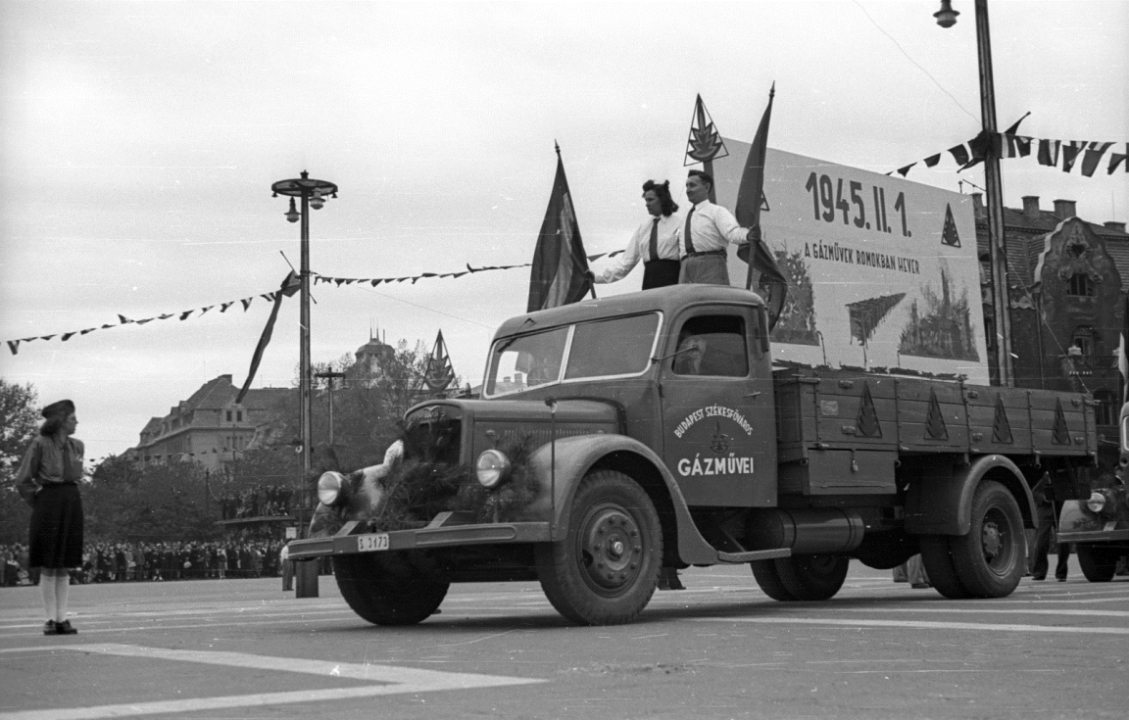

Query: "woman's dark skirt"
left=29, top=483, right=84, bottom=569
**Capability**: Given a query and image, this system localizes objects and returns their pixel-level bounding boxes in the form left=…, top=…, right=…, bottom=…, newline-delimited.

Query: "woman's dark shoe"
left=55, top=620, right=77, bottom=635
left=43, top=620, right=56, bottom=635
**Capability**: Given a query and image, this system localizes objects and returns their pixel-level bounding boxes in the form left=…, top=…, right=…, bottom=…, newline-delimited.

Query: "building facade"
left=975, top=194, right=1129, bottom=467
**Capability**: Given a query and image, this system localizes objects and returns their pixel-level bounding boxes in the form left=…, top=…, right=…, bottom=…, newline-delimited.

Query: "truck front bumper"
left=287, top=517, right=553, bottom=561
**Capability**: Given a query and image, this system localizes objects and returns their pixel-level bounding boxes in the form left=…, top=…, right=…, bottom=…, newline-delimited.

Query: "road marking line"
left=835, top=607, right=1129, bottom=618
left=694, top=617, right=1129, bottom=634
left=0, top=643, right=543, bottom=720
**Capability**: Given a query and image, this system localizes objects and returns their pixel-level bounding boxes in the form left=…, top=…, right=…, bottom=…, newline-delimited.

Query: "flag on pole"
left=423, top=330, right=456, bottom=392
left=527, top=144, right=592, bottom=312
left=236, top=271, right=300, bottom=403
left=735, top=83, right=787, bottom=330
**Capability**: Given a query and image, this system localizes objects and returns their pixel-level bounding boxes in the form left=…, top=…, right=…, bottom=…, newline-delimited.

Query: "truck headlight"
left=317, top=471, right=346, bottom=506
left=476, top=449, right=512, bottom=489
left=1086, top=490, right=1108, bottom=514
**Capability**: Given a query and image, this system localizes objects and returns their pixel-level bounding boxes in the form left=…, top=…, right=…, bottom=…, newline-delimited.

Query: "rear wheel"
left=535, top=471, right=661, bottom=625
left=920, top=535, right=970, bottom=599
left=948, top=480, right=1025, bottom=598
left=774, top=555, right=850, bottom=601
left=751, top=559, right=797, bottom=601
left=1077, top=544, right=1119, bottom=582
left=334, top=551, right=449, bottom=626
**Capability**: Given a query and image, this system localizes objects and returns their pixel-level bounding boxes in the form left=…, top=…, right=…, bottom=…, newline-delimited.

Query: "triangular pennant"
left=941, top=204, right=961, bottom=247
left=180, top=310, right=194, bottom=320
left=241, top=298, right=253, bottom=311
left=924, top=154, right=941, bottom=168
left=684, top=94, right=729, bottom=165
left=856, top=382, right=881, bottom=437
left=1052, top=399, right=1070, bottom=444
left=7, top=340, right=19, bottom=355
left=221, top=302, right=234, bottom=312
left=335, top=278, right=346, bottom=286
left=40, top=335, right=56, bottom=341
left=1037, top=139, right=1060, bottom=167
left=925, top=388, right=949, bottom=440
left=61, top=332, right=76, bottom=341
left=992, top=394, right=1014, bottom=444
left=896, top=163, right=916, bottom=177
left=200, top=306, right=213, bottom=315
left=260, top=293, right=273, bottom=301
left=1110, top=153, right=1127, bottom=175
left=948, top=144, right=970, bottom=166
left=371, top=279, right=382, bottom=286
left=118, top=314, right=134, bottom=324
left=136, top=318, right=153, bottom=325
left=1061, top=140, right=1084, bottom=172
left=80, top=328, right=97, bottom=335
left=158, top=313, right=174, bottom=320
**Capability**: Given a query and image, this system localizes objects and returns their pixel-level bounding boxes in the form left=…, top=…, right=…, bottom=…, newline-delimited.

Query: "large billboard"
left=712, top=141, right=989, bottom=384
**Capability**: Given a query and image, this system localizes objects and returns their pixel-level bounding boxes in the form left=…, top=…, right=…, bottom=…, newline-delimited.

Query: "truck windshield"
left=485, top=313, right=660, bottom=397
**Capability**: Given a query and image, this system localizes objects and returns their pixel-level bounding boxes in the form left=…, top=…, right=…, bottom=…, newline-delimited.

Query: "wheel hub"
left=581, top=506, right=643, bottom=591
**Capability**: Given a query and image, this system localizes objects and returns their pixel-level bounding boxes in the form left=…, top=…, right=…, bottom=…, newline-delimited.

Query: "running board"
left=717, top=548, right=792, bottom=563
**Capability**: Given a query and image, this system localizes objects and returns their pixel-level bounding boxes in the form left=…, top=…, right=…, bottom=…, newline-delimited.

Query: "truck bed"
left=773, top=366, right=1095, bottom=496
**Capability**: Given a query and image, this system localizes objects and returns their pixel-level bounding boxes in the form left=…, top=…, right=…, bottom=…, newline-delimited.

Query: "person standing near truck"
left=14, top=399, right=85, bottom=635
left=1030, top=473, right=1071, bottom=581
left=676, top=170, right=760, bottom=285
left=593, top=180, right=683, bottom=291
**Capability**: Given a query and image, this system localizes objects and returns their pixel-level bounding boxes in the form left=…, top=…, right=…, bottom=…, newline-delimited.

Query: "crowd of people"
left=1, top=538, right=302, bottom=586
left=218, top=485, right=295, bottom=520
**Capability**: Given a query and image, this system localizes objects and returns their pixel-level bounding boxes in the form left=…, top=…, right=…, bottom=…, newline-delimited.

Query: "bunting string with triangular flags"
left=889, top=134, right=1127, bottom=179
left=4, top=251, right=623, bottom=355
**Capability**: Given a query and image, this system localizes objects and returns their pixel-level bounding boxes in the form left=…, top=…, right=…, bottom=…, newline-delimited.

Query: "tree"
left=0, top=379, right=39, bottom=544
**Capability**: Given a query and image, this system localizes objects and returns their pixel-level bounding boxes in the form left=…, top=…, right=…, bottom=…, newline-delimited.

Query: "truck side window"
left=672, top=316, right=748, bottom=377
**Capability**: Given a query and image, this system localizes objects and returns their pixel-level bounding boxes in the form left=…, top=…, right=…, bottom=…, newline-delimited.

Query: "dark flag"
left=960, top=112, right=1030, bottom=170
left=236, top=271, right=300, bottom=403
left=734, top=84, right=787, bottom=330
left=527, top=144, right=592, bottom=312
left=423, top=330, right=456, bottom=393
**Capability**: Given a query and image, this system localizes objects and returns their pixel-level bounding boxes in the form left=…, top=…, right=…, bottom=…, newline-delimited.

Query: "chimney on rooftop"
left=1021, top=196, right=1040, bottom=220
left=1105, top=221, right=1127, bottom=234
left=1053, top=199, right=1076, bottom=219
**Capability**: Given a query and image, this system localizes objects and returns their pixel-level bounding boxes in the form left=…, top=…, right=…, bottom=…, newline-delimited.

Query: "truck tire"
left=947, top=480, right=1025, bottom=598
left=1077, top=544, right=1119, bottom=582
left=919, top=536, right=971, bottom=599
left=750, top=560, right=798, bottom=601
left=773, top=555, right=850, bottom=601
left=535, top=470, right=662, bottom=625
left=334, top=551, right=449, bottom=626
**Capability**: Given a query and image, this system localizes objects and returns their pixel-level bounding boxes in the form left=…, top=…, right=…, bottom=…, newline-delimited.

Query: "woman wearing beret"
left=14, top=399, right=85, bottom=635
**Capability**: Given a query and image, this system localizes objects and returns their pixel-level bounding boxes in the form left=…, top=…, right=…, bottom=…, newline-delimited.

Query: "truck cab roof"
left=495, top=284, right=766, bottom=339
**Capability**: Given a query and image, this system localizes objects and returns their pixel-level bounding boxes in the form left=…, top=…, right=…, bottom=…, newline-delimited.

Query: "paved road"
left=2, top=559, right=1126, bottom=720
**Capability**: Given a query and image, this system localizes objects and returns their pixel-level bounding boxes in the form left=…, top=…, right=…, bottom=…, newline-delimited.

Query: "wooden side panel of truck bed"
left=773, top=367, right=1095, bottom=496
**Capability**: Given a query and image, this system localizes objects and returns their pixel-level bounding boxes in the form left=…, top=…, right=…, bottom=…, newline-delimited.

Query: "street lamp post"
left=271, top=170, right=337, bottom=597
left=935, top=0, right=1014, bottom=387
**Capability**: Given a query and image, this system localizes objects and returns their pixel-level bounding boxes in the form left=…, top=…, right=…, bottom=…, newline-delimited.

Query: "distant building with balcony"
left=975, top=194, right=1129, bottom=466
left=130, top=374, right=291, bottom=472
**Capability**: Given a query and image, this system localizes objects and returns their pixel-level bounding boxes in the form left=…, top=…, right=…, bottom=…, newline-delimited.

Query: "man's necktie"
left=648, top=218, right=660, bottom=261
left=684, top=207, right=696, bottom=255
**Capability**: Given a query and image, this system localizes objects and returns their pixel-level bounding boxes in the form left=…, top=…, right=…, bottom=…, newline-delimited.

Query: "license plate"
left=357, top=534, right=390, bottom=552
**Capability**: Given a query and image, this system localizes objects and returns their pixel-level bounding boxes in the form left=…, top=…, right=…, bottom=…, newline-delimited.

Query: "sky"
left=1, top=0, right=1126, bottom=464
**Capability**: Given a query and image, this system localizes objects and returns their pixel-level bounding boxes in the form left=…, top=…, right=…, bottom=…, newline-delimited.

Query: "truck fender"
left=527, top=434, right=719, bottom=565
left=905, top=454, right=1036, bottom=536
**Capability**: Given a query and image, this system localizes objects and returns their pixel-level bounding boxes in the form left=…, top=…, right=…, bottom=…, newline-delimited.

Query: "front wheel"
left=535, top=470, right=662, bottom=625
left=334, top=551, right=449, bottom=626
left=1077, top=544, right=1119, bottom=582
left=948, top=480, right=1026, bottom=598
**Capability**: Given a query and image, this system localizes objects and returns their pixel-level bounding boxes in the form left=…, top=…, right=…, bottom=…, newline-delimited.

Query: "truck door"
left=660, top=305, right=777, bottom=507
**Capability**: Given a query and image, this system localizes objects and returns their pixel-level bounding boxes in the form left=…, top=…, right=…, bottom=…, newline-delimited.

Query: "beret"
left=41, top=399, right=76, bottom=419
